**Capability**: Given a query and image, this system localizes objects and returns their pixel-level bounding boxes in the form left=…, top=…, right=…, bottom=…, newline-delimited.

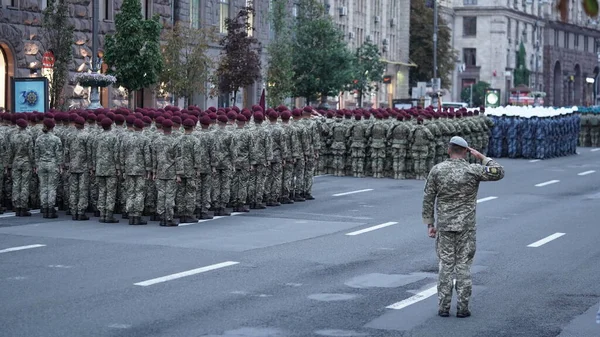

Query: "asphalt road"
left=1, top=149, right=600, bottom=337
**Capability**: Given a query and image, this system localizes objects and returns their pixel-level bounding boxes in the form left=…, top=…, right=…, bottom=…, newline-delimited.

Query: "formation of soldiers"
left=487, top=113, right=580, bottom=159
left=578, top=108, right=600, bottom=147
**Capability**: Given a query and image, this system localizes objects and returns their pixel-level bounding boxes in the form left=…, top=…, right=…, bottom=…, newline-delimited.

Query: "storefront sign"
left=11, top=77, right=49, bottom=113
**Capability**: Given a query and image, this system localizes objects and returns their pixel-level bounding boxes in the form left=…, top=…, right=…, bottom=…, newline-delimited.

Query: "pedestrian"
left=422, top=136, right=505, bottom=318
left=34, top=119, right=63, bottom=219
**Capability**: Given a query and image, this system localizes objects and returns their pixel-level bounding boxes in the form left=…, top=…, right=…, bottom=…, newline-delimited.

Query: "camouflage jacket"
left=176, top=133, right=200, bottom=178
left=251, top=124, right=274, bottom=164
left=422, top=157, right=505, bottom=231
left=66, top=128, right=92, bottom=173
left=93, top=130, right=120, bottom=176
left=34, top=132, right=63, bottom=168
left=234, top=127, right=254, bottom=168
left=194, top=129, right=213, bottom=174
left=212, top=127, right=236, bottom=169
left=282, top=123, right=301, bottom=160
left=267, top=122, right=287, bottom=163
left=153, top=133, right=179, bottom=180
left=121, top=131, right=151, bottom=176
left=8, top=128, right=34, bottom=169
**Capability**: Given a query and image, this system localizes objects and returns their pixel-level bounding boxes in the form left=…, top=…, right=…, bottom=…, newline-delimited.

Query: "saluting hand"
left=467, top=147, right=485, bottom=160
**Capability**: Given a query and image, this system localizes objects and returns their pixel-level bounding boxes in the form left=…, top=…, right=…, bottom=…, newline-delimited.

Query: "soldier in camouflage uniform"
left=346, top=114, right=367, bottom=177
left=153, top=119, right=179, bottom=226
left=291, top=109, right=306, bottom=201
left=280, top=111, right=299, bottom=204
left=387, top=114, right=412, bottom=179
left=248, top=112, right=272, bottom=209
left=34, top=119, right=63, bottom=219
left=267, top=111, right=287, bottom=206
left=0, top=119, right=7, bottom=214
left=422, top=136, right=504, bottom=317
left=411, top=117, right=434, bottom=180
left=330, top=115, right=348, bottom=177
left=212, top=115, right=236, bottom=216
left=9, top=119, right=34, bottom=216
left=194, top=116, right=214, bottom=219
left=232, top=115, right=253, bottom=212
left=301, top=108, right=318, bottom=199
left=175, top=119, right=200, bottom=224
left=367, top=113, right=388, bottom=178
left=66, top=117, right=91, bottom=220
left=93, top=118, right=121, bottom=223
left=423, top=115, right=439, bottom=171
left=121, top=119, right=151, bottom=225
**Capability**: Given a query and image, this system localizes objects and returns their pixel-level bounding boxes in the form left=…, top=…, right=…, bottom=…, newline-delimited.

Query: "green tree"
left=513, top=42, right=530, bottom=87
left=160, top=23, right=216, bottom=107
left=266, top=0, right=295, bottom=108
left=460, top=81, right=490, bottom=107
left=41, top=0, right=74, bottom=110
left=215, top=7, right=262, bottom=106
left=352, top=41, right=386, bottom=107
left=104, top=0, right=163, bottom=108
left=291, top=0, right=354, bottom=106
left=409, top=0, right=455, bottom=90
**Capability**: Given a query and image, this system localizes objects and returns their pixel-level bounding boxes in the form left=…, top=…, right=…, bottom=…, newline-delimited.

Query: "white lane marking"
left=578, top=170, right=596, bottom=176
left=178, top=212, right=245, bottom=226
left=345, top=222, right=398, bottom=236
left=386, top=285, right=438, bottom=310
left=0, top=209, right=41, bottom=218
left=535, top=180, right=560, bottom=187
left=477, top=196, right=498, bottom=203
left=108, top=324, right=132, bottom=329
left=0, top=244, right=46, bottom=254
left=314, top=174, right=332, bottom=178
left=134, top=261, right=240, bottom=286
left=332, top=189, right=373, bottom=197
left=529, top=159, right=541, bottom=163
left=527, top=232, right=565, bottom=247
left=591, top=148, right=600, bottom=152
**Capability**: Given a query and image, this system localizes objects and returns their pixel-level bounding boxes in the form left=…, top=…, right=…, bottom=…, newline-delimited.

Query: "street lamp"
left=432, top=0, right=440, bottom=106
left=88, top=0, right=102, bottom=109
left=533, top=20, right=541, bottom=106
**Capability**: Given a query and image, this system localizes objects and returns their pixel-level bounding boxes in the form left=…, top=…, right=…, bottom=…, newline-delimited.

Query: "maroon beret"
left=227, top=112, right=238, bottom=120
left=126, top=116, right=136, bottom=125
left=183, top=118, right=195, bottom=128
left=281, top=111, right=291, bottom=120
left=217, top=115, right=228, bottom=123
left=156, top=116, right=165, bottom=125
left=142, top=116, right=152, bottom=124
left=200, top=116, right=211, bottom=125
left=268, top=111, right=279, bottom=120
left=74, top=117, right=86, bottom=125
left=254, top=112, right=264, bottom=121
left=69, top=114, right=79, bottom=122
left=96, top=114, right=106, bottom=121
left=236, top=115, right=248, bottom=122
left=114, top=115, right=125, bottom=124
left=276, top=105, right=287, bottom=113
left=101, top=118, right=113, bottom=129
left=45, top=112, right=55, bottom=119
left=231, top=106, right=240, bottom=113
left=292, top=109, right=302, bottom=117
left=162, top=119, right=173, bottom=128
left=209, top=113, right=218, bottom=120
left=43, top=119, right=55, bottom=129
left=303, top=106, right=312, bottom=113
left=208, top=107, right=217, bottom=112
left=16, top=119, right=28, bottom=128
left=171, top=116, right=182, bottom=125
left=133, top=119, right=144, bottom=129
left=87, top=114, right=97, bottom=121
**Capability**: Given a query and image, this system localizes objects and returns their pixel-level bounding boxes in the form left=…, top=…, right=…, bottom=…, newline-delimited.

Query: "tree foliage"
left=41, top=0, right=74, bottom=110
left=160, top=23, right=216, bottom=106
left=351, top=41, right=386, bottom=107
left=409, top=0, right=455, bottom=90
left=266, top=0, right=295, bottom=108
left=513, top=42, right=530, bottom=87
left=460, top=81, right=490, bottom=107
left=291, top=0, right=354, bottom=105
left=104, top=0, right=163, bottom=107
left=215, top=7, right=262, bottom=105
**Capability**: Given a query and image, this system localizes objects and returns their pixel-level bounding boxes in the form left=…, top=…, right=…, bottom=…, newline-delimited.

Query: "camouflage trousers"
left=62, top=171, right=70, bottom=209
left=30, top=172, right=39, bottom=209
left=89, top=175, right=99, bottom=211
left=145, top=179, right=157, bottom=213
left=97, top=176, right=117, bottom=215
left=412, top=148, right=429, bottom=180
left=591, top=131, right=600, bottom=147
left=38, top=165, right=59, bottom=208
left=213, top=168, right=232, bottom=209
left=268, top=162, right=283, bottom=203
left=281, top=161, right=294, bottom=200
left=293, top=158, right=305, bottom=197
left=11, top=167, right=31, bottom=209
left=125, top=175, right=146, bottom=217
left=196, top=173, right=212, bottom=213
left=0, top=168, right=4, bottom=209
left=370, top=147, right=386, bottom=177
left=69, top=172, right=89, bottom=214
left=436, top=230, right=476, bottom=312
left=435, top=143, right=446, bottom=165
left=176, top=177, right=196, bottom=216
left=304, top=156, right=316, bottom=196
left=391, top=148, right=408, bottom=179
left=117, top=175, right=126, bottom=211
left=156, top=179, right=176, bottom=221
left=249, top=164, right=267, bottom=204
left=331, top=149, right=345, bottom=175
left=232, top=168, right=250, bottom=206
left=350, top=148, right=365, bottom=177
left=426, top=148, right=436, bottom=172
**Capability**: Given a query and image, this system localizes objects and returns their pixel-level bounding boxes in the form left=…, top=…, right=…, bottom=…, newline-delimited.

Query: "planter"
left=74, top=73, right=117, bottom=88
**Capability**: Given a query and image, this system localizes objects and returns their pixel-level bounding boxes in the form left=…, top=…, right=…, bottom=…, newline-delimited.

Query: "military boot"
left=137, top=217, right=148, bottom=225
left=72, top=213, right=79, bottom=221
left=199, top=212, right=213, bottom=220
left=150, top=213, right=160, bottom=221
left=304, top=193, right=315, bottom=200
left=165, top=218, right=178, bottom=227
left=185, top=215, right=199, bottom=223
left=41, top=207, right=48, bottom=218
left=122, top=213, right=129, bottom=219
left=94, top=210, right=101, bottom=217
left=105, top=213, right=119, bottom=223
left=48, top=207, right=58, bottom=219
left=65, top=209, right=72, bottom=216
left=128, top=217, right=135, bottom=225
left=98, top=212, right=106, bottom=223
left=220, top=208, right=231, bottom=216
left=21, top=208, right=32, bottom=216
left=77, top=213, right=90, bottom=221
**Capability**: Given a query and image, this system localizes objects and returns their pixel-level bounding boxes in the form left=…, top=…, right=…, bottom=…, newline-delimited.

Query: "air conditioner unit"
left=390, top=18, right=396, bottom=27
left=349, top=31, right=355, bottom=39
left=374, top=15, right=380, bottom=23
left=339, top=6, right=348, bottom=16
left=382, top=38, right=388, bottom=45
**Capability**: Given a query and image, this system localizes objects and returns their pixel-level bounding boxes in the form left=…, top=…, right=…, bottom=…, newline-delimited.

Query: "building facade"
left=440, top=0, right=600, bottom=107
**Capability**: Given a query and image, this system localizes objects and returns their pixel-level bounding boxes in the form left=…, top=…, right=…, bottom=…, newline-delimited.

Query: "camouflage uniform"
left=176, top=132, right=200, bottom=221
left=121, top=130, right=151, bottom=221
left=28, top=124, right=43, bottom=209
left=0, top=127, right=7, bottom=213
left=8, top=128, right=34, bottom=213
left=424, top=119, right=440, bottom=171
left=301, top=117, right=319, bottom=198
left=87, top=125, right=101, bottom=215
left=211, top=126, right=236, bottom=215
left=292, top=118, right=307, bottom=201
left=248, top=123, right=273, bottom=208
left=153, top=132, right=179, bottom=224
left=93, top=129, right=121, bottom=222
left=266, top=121, right=287, bottom=205
left=410, top=123, right=434, bottom=180
left=281, top=120, right=300, bottom=203
left=367, top=119, right=388, bottom=178
left=194, top=128, right=214, bottom=219
left=330, top=118, right=347, bottom=176
left=387, top=119, right=412, bottom=179
left=143, top=127, right=160, bottom=217
left=346, top=118, right=367, bottom=177
left=66, top=127, right=91, bottom=218
left=34, top=131, right=63, bottom=216
left=422, top=156, right=505, bottom=314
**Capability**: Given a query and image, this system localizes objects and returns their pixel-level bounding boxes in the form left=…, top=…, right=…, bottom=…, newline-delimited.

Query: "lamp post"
left=533, top=20, right=541, bottom=106
left=432, top=0, right=439, bottom=106
left=88, top=0, right=102, bottom=109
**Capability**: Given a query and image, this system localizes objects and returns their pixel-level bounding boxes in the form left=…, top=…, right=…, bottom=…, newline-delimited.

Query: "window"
left=506, top=49, right=510, bottom=67
left=463, top=16, right=477, bottom=36
left=463, top=48, right=477, bottom=67
left=515, top=21, right=519, bottom=42
left=507, top=18, right=511, bottom=42
left=190, top=0, right=199, bottom=28
left=246, top=0, right=254, bottom=37
left=564, top=32, right=569, bottom=48
left=584, top=36, right=589, bottom=52
left=100, top=0, right=113, bottom=21
left=219, top=0, right=230, bottom=34
left=4, top=0, right=18, bottom=7
left=463, top=0, right=477, bottom=5
left=522, top=24, right=527, bottom=43
left=40, top=0, right=47, bottom=10
left=515, top=51, right=519, bottom=68
left=554, top=30, right=559, bottom=47
left=574, top=34, right=579, bottom=48
left=141, top=0, right=152, bottom=19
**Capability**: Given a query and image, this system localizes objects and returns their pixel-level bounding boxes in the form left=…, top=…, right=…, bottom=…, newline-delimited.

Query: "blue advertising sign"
left=11, top=77, right=49, bottom=113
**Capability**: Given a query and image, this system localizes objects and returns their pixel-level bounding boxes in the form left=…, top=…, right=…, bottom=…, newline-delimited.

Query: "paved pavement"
left=1, top=149, right=600, bottom=337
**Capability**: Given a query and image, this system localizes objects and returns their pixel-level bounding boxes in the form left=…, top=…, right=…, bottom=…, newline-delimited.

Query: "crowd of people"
left=578, top=108, right=600, bottom=147
left=0, top=105, right=493, bottom=226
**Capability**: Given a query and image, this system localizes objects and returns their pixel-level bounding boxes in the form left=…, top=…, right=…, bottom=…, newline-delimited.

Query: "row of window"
left=463, top=47, right=540, bottom=70
left=553, top=30, right=597, bottom=53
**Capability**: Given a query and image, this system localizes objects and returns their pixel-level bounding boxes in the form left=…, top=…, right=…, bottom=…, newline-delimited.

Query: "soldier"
left=174, top=119, right=200, bottom=223
left=8, top=119, right=34, bottom=216
left=212, top=115, right=236, bottom=216
left=232, top=114, right=253, bottom=212
left=411, top=117, right=434, bottom=180
left=280, top=111, right=300, bottom=204
left=590, top=112, right=599, bottom=147
left=0, top=116, right=7, bottom=214
left=423, top=114, right=439, bottom=170
left=388, top=114, right=412, bottom=179
left=66, top=117, right=91, bottom=220
left=267, top=111, right=287, bottom=206
left=291, top=109, right=306, bottom=201
left=346, top=113, right=367, bottom=177
left=194, top=116, right=214, bottom=219
left=301, top=108, right=318, bottom=199
left=247, top=112, right=272, bottom=209
left=153, top=119, right=179, bottom=226
left=121, top=119, right=151, bottom=225
left=92, top=118, right=120, bottom=223
left=330, top=114, right=347, bottom=176
left=367, top=113, right=388, bottom=178
left=34, top=119, right=63, bottom=219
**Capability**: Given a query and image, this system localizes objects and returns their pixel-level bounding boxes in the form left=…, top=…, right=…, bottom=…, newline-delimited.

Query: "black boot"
left=138, top=217, right=147, bottom=225
left=99, top=213, right=106, bottom=223
left=72, top=213, right=79, bottom=221
left=94, top=210, right=101, bottom=217
left=128, top=217, right=135, bottom=225
left=48, top=207, right=58, bottom=219
left=199, top=212, right=213, bottom=220
left=77, top=213, right=89, bottom=221
left=21, top=208, right=32, bottom=216
left=122, top=213, right=129, bottom=219
left=105, top=212, right=119, bottom=223
left=65, top=209, right=72, bottom=216
left=304, top=194, right=315, bottom=200
left=220, top=208, right=231, bottom=216
left=150, top=214, right=159, bottom=221
left=184, top=215, right=199, bottom=223
left=41, top=207, right=48, bottom=218
left=165, top=218, right=178, bottom=227
left=159, top=215, right=167, bottom=227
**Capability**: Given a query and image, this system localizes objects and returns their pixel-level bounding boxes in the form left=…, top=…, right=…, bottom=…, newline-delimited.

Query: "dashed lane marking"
left=314, top=174, right=333, bottom=178
left=578, top=170, right=596, bottom=176
left=0, top=244, right=46, bottom=254
left=534, top=180, right=560, bottom=187
left=134, top=261, right=240, bottom=286
left=477, top=196, right=498, bottom=203
left=332, top=189, right=374, bottom=197
left=345, top=222, right=398, bottom=236
left=178, top=212, right=245, bottom=226
left=0, top=209, right=41, bottom=218
left=527, top=232, right=565, bottom=248
left=591, top=148, right=600, bottom=152
left=386, top=285, right=438, bottom=310
left=529, top=159, right=541, bottom=163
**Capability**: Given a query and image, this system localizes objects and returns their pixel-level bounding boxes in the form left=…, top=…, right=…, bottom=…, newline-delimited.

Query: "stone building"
left=0, top=0, right=269, bottom=110
left=440, top=0, right=600, bottom=107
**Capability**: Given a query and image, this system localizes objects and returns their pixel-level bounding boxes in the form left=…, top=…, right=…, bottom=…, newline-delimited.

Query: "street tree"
left=513, top=42, right=530, bottom=87
left=351, top=40, right=386, bottom=107
left=41, top=0, right=74, bottom=110
left=215, top=7, right=262, bottom=106
left=104, top=0, right=163, bottom=108
left=266, top=0, right=295, bottom=108
left=160, top=23, right=216, bottom=106
left=291, top=0, right=354, bottom=107
left=460, top=81, right=490, bottom=107
left=409, top=0, right=455, bottom=90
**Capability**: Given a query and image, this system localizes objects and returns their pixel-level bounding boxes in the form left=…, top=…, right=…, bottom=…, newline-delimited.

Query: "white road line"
left=346, top=222, right=398, bottom=236
left=178, top=212, right=245, bottom=226
left=477, top=196, right=498, bottom=203
left=591, top=148, right=600, bottom=152
left=386, top=285, right=438, bottom=310
left=0, top=244, right=46, bottom=254
left=527, top=232, right=565, bottom=247
left=578, top=170, right=596, bottom=176
left=535, top=180, right=560, bottom=187
left=134, top=261, right=240, bottom=286
left=0, top=209, right=41, bottom=218
left=314, top=174, right=332, bottom=178
left=529, top=159, right=541, bottom=163
left=332, top=189, right=373, bottom=197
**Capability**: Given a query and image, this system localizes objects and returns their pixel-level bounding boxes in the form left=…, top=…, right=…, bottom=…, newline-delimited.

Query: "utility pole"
left=88, top=0, right=102, bottom=109
left=533, top=20, right=540, bottom=106
left=432, top=0, right=439, bottom=106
